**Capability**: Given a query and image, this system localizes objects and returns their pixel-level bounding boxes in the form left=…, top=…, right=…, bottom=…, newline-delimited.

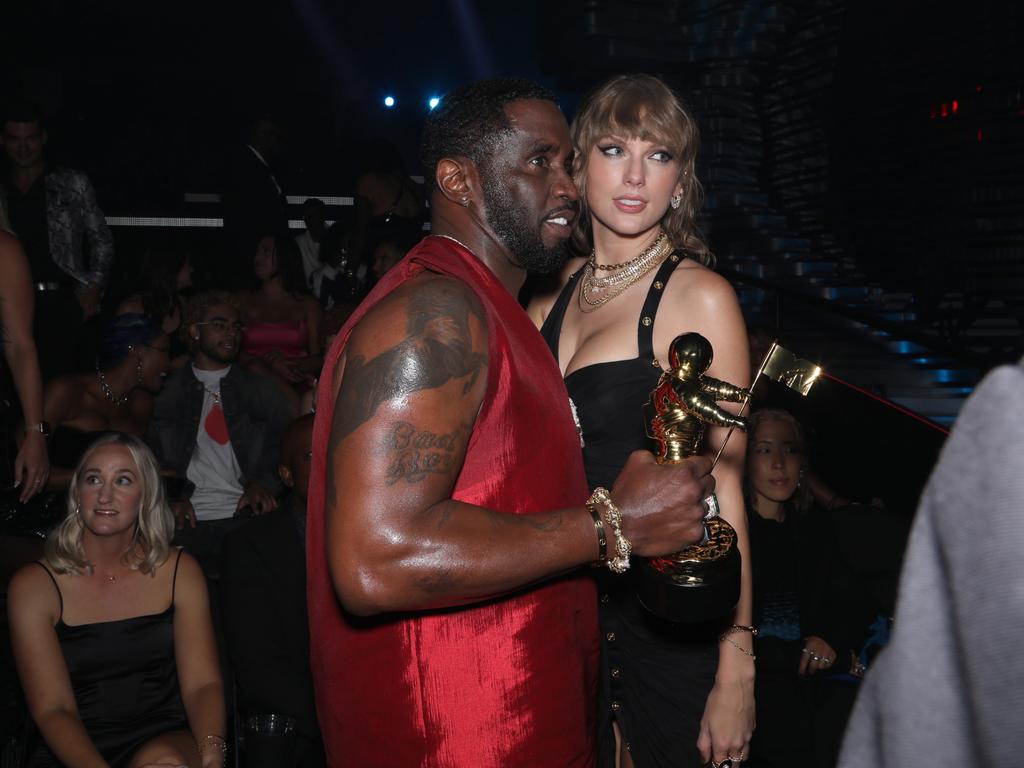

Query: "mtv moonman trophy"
left=636, top=333, right=822, bottom=623
left=637, top=333, right=749, bottom=623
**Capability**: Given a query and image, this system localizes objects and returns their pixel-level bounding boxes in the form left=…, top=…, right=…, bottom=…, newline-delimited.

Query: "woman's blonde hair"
left=743, top=408, right=812, bottom=515
left=45, top=433, right=174, bottom=576
left=570, top=73, right=713, bottom=266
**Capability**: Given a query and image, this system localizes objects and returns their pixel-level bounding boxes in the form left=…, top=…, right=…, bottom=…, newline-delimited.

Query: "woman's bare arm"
left=0, top=232, right=49, bottom=501
left=172, top=553, right=226, bottom=768
left=8, top=565, right=109, bottom=768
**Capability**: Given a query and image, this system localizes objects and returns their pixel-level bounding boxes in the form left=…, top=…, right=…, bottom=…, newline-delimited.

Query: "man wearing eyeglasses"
left=146, top=289, right=293, bottom=575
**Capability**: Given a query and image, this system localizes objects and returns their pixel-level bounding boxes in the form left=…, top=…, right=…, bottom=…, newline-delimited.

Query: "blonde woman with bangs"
left=530, top=73, right=754, bottom=768
left=7, top=432, right=226, bottom=768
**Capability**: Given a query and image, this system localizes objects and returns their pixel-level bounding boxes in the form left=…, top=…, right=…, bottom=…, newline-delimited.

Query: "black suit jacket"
left=221, top=146, right=289, bottom=283
left=221, top=504, right=324, bottom=765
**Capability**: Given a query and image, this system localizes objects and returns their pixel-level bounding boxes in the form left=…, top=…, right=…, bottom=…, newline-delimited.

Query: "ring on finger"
left=702, top=494, right=720, bottom=521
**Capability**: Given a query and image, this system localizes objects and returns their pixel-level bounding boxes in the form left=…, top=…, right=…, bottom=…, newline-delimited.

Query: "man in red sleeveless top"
left=306, top=78, right=717, bottom=767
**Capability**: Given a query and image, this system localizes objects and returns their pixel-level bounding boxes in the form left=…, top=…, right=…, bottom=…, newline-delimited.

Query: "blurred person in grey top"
left=838, top=358, right=1024, bottom=768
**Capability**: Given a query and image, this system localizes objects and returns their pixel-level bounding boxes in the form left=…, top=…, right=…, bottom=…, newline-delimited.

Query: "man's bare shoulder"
left=347, top=272, right=486, bottom=351
left=330, top=272, right=489, bottom=443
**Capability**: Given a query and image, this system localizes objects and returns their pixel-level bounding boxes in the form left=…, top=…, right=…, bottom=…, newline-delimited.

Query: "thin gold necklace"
left=579, top=233, right=673, bottom=313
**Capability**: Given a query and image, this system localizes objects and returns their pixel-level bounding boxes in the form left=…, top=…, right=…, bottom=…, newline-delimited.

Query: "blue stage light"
left=384, top=96, right=395, bottom=108
left=428, top=96, right=441, bottom=110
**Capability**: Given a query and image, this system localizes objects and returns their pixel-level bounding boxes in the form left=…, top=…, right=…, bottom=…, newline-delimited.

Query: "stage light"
left=384, top=96, right=395, bottom=108
left=428, top=96, right=441, bottom=110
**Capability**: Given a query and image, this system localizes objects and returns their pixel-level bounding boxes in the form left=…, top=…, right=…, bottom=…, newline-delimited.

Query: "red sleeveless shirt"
left=307, top=236, right=598, bottom=767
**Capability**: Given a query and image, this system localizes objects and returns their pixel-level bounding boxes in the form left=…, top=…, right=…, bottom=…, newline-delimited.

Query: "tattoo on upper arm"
left=332, top=283, right=487, bottom=443
left=384, top=421, right=468, bottom=485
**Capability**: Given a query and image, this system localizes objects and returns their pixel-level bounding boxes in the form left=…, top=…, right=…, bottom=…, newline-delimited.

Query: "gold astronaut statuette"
left=637, top=332, right=749, bottom=623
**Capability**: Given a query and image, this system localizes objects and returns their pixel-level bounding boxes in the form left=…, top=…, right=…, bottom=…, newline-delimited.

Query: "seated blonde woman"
left=7, top=433, right=225, bottom=767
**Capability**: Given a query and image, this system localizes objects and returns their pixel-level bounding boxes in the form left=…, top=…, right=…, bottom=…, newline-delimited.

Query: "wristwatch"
left=25, top=421, right=52, bottom=438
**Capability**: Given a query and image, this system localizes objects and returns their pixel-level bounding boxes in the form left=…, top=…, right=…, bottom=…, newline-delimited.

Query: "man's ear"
left=435, top=157, right=478, bottom=207
left=278, top=464, right=294, bottom=489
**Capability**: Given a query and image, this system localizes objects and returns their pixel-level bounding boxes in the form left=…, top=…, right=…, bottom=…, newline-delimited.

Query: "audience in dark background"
left=222, top=414, right=325, bottom=767
left=238, top=234, right=322, bottom=413
left=221, top=117, right=290, bottom=290
left=1, top=102, right=113, bottom=379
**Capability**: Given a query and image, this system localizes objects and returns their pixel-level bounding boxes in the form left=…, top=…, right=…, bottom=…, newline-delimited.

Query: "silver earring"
left=461, top=197, right=470, bottom=208
left=670, top=194, right=682, bottom=210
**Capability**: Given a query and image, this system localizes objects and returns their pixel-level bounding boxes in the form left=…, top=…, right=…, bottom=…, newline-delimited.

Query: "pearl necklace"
left=579, top=232, right=673, bottom=313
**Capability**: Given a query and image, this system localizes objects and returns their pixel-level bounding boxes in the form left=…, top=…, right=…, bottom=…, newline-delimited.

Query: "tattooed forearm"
left=331, top=282, right=487, bottom=442
left=384, top=421, right=467, bottom=485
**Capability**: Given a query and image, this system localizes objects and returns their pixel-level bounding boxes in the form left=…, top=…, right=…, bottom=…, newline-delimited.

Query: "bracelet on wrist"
left=587, top=487, right=631, bottom=573
left=197, top=734, right=227, bottom=758
left=588, top=504, right=607, bottom=566
left=719, top=633, right=756, bottom=658
left=723, top=624, right=758, bottom=637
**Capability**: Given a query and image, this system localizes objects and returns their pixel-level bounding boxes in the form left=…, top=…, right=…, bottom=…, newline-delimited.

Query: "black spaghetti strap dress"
left=540, top=254, right=721, bottom=768
left=28, top=550, right=190, bottom=767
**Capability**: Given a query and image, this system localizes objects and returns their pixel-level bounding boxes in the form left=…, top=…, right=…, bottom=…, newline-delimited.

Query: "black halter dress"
left=540, top=254, right=721, bottom=768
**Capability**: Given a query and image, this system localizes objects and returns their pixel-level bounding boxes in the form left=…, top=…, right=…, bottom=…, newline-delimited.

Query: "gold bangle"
left=588, top=504, right=607, bottom=566
left=723, top=624, right=759, bottom=637
left=588, top=487, right=631, bottom=573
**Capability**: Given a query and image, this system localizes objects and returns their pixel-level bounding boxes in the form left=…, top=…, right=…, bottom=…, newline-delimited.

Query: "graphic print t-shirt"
left=187, top=366, right=243, bottom=521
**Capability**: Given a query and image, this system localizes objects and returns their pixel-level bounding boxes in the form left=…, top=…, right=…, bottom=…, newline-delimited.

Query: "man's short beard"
left=198, top=338, right=238, bottom=366
left=479, top=172, right=568, bottom=275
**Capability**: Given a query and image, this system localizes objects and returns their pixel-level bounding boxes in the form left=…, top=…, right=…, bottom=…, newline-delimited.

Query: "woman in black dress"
left=8, top=433, right=225, bottom=767
left=531, top=73, right=754, bottom=768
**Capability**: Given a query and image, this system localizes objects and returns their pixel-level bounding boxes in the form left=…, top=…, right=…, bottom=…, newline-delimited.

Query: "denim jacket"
left=146, top=364, right=292, bottom=499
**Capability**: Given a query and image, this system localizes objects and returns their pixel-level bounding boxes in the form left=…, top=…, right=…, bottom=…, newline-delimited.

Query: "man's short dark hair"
left=3, top=100, right=45, bottom=130
left=419, top=78, right=556, bottom=190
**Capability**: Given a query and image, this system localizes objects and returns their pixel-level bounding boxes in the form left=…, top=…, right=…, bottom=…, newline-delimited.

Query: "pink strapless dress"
left=243, top=318, right=308, bottom=358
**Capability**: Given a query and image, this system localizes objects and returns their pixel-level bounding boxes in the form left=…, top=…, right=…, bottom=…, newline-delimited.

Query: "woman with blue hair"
left=38, top=313, right=170, bottom=489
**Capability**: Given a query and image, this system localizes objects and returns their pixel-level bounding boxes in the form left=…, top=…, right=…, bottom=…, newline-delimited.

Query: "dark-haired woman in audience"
left=115, top=239, right=194, bottom=371
left=530, top=73, right=753, bottom=768
left=0, top=214, right=49, bottom=502
left=744, top=408, right=859, bottom=767
left=8, top=433, right=225, bottom=767
left=116, top=240, right=194, bottom=336
left=238, top=234, right=322, bottom=412
left=42, top=314, right=170, bottom=488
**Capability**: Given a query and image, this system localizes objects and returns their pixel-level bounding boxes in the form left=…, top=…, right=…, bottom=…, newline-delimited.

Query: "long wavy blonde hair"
left=45, top=433, right=174, bottom=576
left=570, top=73, right=713, bottom=266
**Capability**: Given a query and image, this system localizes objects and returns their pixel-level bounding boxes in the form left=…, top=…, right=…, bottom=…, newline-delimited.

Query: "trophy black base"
left=634, top=519, right=742, bottom=624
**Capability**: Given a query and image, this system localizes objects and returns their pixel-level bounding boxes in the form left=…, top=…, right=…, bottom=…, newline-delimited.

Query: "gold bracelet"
left=723, top=624, right=759, bottom=637
left=588, top=504, right=607, bottom=566
left=588, top=487, right=631, bottom=573
left=719, top=633, right=756, bottom=659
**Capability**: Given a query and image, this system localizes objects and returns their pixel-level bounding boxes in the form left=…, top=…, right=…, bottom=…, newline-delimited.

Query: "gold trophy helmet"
left=668, top=333, right=714, bottom=382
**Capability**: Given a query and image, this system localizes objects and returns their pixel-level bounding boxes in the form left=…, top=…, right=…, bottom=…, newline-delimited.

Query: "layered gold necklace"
left=578, top=232, right=673, bottom=313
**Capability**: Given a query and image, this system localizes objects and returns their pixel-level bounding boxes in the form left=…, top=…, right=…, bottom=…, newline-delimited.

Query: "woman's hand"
left=15, top=430, right=50, bottom=502
left=697, top=671, right=755, bottom=766
left=799, top=635, right=837, bottom=676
